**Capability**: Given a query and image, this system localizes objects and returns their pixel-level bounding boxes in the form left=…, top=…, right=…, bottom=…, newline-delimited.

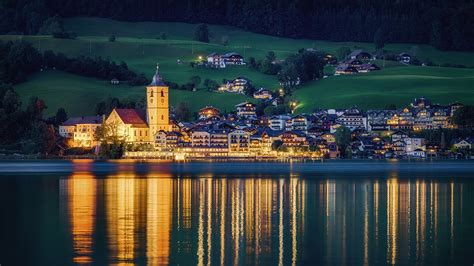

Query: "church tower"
left=147, top=64, right=171, bottom=140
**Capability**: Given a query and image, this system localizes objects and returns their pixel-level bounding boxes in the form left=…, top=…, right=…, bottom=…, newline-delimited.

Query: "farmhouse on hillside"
left=207, top=52, right=245, bottom=68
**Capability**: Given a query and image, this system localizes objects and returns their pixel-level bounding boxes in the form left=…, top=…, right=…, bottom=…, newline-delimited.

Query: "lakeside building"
left=59, top=116, right=103, bottom=147
left=61, top=65, right=172, bottom=147
left=60, top=68, right=469, bottom=159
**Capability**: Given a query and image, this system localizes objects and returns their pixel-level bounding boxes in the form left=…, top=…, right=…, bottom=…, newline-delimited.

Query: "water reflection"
left=59, top=173, right=470, bottom=265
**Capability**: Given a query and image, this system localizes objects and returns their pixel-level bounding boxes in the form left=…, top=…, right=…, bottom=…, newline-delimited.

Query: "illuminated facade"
left=62, top=65, right=171, bottom=147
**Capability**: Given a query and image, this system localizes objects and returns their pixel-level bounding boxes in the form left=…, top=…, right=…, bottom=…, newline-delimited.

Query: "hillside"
left=2, top=17, right=474, bottom=116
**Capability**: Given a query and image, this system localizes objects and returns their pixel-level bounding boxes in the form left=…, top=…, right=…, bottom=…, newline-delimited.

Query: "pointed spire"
left=149, top=62, right=166, bottom=86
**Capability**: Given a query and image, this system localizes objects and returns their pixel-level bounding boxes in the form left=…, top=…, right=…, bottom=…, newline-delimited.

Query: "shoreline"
left=1, top=159, right=473, bottom=176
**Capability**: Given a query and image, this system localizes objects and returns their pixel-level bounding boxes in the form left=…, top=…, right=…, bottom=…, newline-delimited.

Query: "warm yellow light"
left=198, top=56, right=203, bottom=60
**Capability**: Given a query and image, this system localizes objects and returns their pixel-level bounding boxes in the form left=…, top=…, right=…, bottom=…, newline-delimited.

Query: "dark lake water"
left=0, top=160, right=473, bottom=265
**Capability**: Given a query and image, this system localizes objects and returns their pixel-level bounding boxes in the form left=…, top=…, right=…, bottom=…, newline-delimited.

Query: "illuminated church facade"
left=60, top=65, right=172, bottom=147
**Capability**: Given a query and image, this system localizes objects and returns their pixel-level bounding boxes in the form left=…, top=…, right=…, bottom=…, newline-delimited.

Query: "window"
left=161, top=90, right=164, bottom=97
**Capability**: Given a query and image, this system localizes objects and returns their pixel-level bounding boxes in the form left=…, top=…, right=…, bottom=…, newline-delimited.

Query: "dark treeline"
left=1, top=0, right=474, bottom=51
left=0, top=40, right=147, bottom=85
left=0, top=83, right=56, bottom=154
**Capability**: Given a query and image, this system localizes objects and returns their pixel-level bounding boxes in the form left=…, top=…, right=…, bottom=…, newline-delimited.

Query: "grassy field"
left=15, top=71, right=248, bottom=116
left=2, top=17, right=474, bottom=116
left=292, top=66, right=474, bottom=112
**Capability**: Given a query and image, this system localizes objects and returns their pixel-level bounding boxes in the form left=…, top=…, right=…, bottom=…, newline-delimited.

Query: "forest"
left=0, top=0, right=473, bottom=51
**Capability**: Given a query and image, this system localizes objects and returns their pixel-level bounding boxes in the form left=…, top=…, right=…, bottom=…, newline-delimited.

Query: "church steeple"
left=149, top=63, right=166, bottom=86
left=147, top=63, right=171, bottom=137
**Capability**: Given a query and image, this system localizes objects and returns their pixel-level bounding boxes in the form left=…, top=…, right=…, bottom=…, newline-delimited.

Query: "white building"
left=269, top=115, right=291, bottom=131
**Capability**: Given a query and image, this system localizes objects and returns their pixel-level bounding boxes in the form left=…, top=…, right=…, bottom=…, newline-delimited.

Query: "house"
left=207, top=53, right=225, bottom=68
left=207, top=52, right=245, bottom=68
left=110, top=78, right=120, bottom=85
left=391, top=131, right=409, bottom=143
left=222, top=52, right=245, bottom=65
left=253, top=88, right=273, bottom=100
left=348, top=50, right=373, bottom=61
left=235, top=102, right=257, bottom=118
left=199, top=106, right=221, bottom=120
left=367, top=110, right=397, bottom=131
left=336, top=107, right=367, bottom=130
left=432, top=108, right=450, bottom=128
left=347, top=59, right=364, bottom=68
left=269, top=115, right=291, bottom=131
left=405, top=137, right=425, bottom=153
left=155, top=131, right=184, bottom=150
left=327, top=142, right=340, bottom=159
left=59, top=116, right=103, bottom=147
left=228, top=130, right=251, bottom=156
left=411, top=97, right=432, bottom=109
left=450, top=102, right=464, bottom=116
left=452, top=138, right=473, bottom=150
left=279, top=131, right=308, bottom=147
left=287, top=115, right=309, bottom=132
left=407, top=149, right=426, bottom=158
left=335, top=64, right=358, bottom=75
left=387, top=108, right=414, bottom=131
left=398, top=53, right=411, bottom=64
left=218, top=77, right=250, bottom=94
left=413, top=108, right=433, bottom=131
left=324, top=53, right=338, bottom=65
left=357, top=63, right=380, bottom=73
left=320, top=133, right=336, bottom=143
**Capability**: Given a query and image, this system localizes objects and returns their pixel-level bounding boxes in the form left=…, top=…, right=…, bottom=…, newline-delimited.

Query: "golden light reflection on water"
left=61, top=171, right=465, bottom=265
left=66, top=173, right=96, bottom=264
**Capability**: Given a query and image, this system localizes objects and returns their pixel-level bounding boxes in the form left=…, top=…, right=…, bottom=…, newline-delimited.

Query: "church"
left=60, top=65, right=172, bottom=147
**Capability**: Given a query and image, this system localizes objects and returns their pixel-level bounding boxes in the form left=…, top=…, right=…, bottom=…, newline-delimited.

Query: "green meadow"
left=2, top=17, right=473, bottom=116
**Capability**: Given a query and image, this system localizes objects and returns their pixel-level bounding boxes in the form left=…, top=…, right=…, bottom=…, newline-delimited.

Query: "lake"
left=0, top=160, right=473, bottom=265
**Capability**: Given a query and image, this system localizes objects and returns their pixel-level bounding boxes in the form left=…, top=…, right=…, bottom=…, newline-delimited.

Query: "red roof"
left=115, top=109, right=148, bottom=128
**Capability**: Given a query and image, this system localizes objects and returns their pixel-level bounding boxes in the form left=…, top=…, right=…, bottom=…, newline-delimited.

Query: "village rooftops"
left=114, top=108, right=148, bottom=128
left=235, top=102, right=256, bottom=108
left=62, top=116, right=103, bottom=126
left=348, top=50, right=373, bottom=60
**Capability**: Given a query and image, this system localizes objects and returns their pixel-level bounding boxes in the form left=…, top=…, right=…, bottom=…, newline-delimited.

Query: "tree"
left=189, top=75, right=201, bottom=88
left=440, top=131, right=446, bottom=150
left=203, top=79, right=219, bottom=91
left=374, top=27, right=385, bottom=50
left=2, top=89, right=21, bottom=114
left=194, top=23, right=210, bottom=43
left=175, top=102, right=191, bottom=121
left=55, top=107, right=68, bottom=125
left=452, top=106, right=474, bottom=128
left=335, top=126, right=352, bottom=158
left=247, top=57, right=257, bottom=69
left=336, top=47, right=351, bottom=62
left=22, top=121, right=55, bottom=155
left=271, top=140, right=284, bottom=151
left=266, top=51, right=276, bottom=62
left=37, top=16, right=63, bottom=35
left=108, top=35, right=116, bottom=42
left=264, top=105, right=290, bottom=116
left=26, top=96, right=46, bottom=120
